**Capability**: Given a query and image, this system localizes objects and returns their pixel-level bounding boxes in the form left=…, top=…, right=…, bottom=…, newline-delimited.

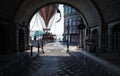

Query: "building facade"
left=63, top=5, right=81, bottom=44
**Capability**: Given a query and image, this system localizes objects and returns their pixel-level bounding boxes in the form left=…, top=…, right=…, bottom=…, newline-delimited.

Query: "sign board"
left=77, top=24, right=86, bottom=29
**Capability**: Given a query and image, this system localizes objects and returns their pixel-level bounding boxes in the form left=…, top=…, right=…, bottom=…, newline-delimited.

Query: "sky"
left=30, top=4, right=64, bottom=36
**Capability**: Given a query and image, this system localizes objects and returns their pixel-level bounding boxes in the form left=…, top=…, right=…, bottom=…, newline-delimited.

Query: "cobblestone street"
left=21, top=42, right=116, bottom=76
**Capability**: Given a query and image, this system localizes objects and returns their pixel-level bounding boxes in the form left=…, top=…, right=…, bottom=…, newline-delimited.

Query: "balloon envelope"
left=39, top=4, right=59, bottom=28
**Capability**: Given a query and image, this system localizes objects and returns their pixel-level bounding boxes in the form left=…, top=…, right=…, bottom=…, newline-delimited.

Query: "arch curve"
left=14, top=0, right=102, bottom=28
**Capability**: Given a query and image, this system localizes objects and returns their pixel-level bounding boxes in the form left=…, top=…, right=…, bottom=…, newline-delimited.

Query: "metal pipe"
left=66, top=20, right=69, bottom=52
left=31, top=45, right=33, bottom=56
left=41, top=40, right=45, bottom=54
left=38, top=43, right=40, bottom=53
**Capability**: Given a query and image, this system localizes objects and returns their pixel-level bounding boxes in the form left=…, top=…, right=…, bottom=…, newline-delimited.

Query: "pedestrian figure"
left=41, top=40, right=45, bottom=54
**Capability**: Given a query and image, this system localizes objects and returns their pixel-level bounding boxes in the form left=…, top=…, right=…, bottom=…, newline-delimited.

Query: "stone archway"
left=14, top=0, right=102, bottom=52
left=15, top=0, right=101, bottom=28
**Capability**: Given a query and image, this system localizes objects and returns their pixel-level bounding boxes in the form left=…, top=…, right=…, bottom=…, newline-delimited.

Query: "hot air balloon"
left=38, top=4, right=59, bottom=32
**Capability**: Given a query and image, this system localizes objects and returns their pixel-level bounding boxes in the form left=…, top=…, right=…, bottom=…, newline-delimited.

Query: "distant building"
left=63, top=5, right=81, bottom=44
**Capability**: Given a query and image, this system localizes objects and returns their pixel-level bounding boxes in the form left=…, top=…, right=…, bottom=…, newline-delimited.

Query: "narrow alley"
left=21, top=42, right=116, bottom=76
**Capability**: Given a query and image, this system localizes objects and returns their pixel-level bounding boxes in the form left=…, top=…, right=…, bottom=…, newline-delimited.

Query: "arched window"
left=90, top=29, right=99, bottom=53
left=112, top=24, right=120, bottom=53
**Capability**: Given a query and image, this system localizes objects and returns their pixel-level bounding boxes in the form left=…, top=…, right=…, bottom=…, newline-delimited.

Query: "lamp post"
left=66, top=20, right=69, bottom=52
left=77, top=18, right=86, bottom=50
left=41, top=39, right=45, bottom=54
left=76, top=19, right=80, bottom=49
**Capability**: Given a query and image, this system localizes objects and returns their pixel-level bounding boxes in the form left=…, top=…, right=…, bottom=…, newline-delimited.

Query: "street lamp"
left=66, top=20, right=70, bottom=52
left=77, top=18, right=86, bottom=50
left=76, top=19, right=80, bottom=49
left=77, top=19, right=86, bottom=30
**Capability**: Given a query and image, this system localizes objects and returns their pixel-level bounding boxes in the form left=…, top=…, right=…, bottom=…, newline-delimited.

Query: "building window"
left=72, top=8, right=76, bottom=13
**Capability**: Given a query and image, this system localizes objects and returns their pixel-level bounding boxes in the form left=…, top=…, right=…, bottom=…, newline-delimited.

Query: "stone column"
left=100, top=23, right=108, bottom=53
left=7, top=22, right=17, bottom=54
left=79, top=30, right=83, bottom=49
left=26, top=27, right=30, bottom=50
left=0, top=25, right=7, bottom=54
left=16, top=24, right=19, bottom=52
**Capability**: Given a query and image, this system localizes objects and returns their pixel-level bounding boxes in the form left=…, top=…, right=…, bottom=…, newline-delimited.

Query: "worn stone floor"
left=21, top=42, right=116, bottom=76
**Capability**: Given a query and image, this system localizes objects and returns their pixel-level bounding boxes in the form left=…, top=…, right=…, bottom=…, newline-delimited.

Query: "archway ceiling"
left=0, top=0, right=120, bottom=27
left=92, top=0, right=120, bottom=23
left=15, top=0, right=101, bottom=27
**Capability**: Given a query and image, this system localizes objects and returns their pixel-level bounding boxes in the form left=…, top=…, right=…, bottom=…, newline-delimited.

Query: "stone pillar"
left=85, top=27, right=90, bottom=51
left=24, top=28, right=27, bottom=50
left=79, top=30, right=83, bottom=49
left=78, top=30, right=80, bottom=48
left=79, top=29, right=85, bottom=50
left=26, top=27, right=30, bottom=50
left=7, top=22, right=17, bottom=54
left=100, top=23, right=108, bottom=53
left=0, top=25, right=7, bottom=54
left=16, top=24, right=20, bottom=53
left=108, top=27, right=112, bottom=53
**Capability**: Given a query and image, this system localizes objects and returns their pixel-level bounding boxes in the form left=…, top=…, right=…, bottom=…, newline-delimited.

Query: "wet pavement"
left=21, top=42, right=116, bottom=76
